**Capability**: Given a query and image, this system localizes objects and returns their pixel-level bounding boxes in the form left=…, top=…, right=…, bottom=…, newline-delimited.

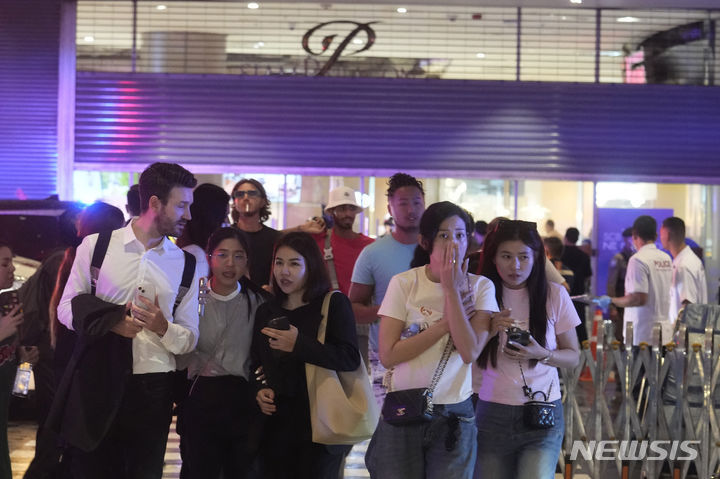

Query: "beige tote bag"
left=305, top=291, right=380, bottom=445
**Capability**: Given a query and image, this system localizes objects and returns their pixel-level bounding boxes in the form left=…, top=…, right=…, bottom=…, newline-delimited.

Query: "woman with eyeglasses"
left=251, top=231, right=359, bottom=479
left=473, top=220, right=580, bottom=479
left=178, top=227, right=268, bottom=479
left=365, top=202, right=498, bottom=479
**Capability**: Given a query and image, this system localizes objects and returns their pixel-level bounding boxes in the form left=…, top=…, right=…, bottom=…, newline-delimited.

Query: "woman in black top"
left=251, top=232, right=360, bottom=479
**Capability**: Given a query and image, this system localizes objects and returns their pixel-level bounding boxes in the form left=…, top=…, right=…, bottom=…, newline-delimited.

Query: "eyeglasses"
left=233, top=190, right=260, bottom=199
left=210, top=251, right=247, bottom=262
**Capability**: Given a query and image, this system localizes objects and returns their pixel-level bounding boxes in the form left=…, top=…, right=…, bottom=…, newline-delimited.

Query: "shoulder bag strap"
left=90, top=230, right=112, bottom=296
left=323, top=231, right=340, bottom=291
left=173, top=250, right=196, bottom=316
left=316, top=290, right=337, bottom=344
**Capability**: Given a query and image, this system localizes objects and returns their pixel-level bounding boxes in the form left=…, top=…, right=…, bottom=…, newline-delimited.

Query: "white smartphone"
left=133, top=282, right=157, bottom=311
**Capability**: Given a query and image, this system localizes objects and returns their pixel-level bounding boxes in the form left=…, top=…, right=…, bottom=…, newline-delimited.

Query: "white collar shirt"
left=669, top=246, right=708, bottom=320
left=58, top=222, right=200, bottom=374
left=623, top=243, right=673, bottom=346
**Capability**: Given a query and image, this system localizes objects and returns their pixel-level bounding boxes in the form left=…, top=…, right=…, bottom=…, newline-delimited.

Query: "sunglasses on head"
left=494, top=219, right=538, bottom=233
left=233, top=190, right=260, bottom=199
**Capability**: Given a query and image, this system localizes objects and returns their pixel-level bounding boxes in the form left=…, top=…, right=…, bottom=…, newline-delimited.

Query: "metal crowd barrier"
left=561, top=304, right=720, bottom=479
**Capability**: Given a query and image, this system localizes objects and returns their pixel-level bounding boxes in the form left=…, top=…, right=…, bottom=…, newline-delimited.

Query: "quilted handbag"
left=381, top=388, right=433, bottom=426
left=523, top=390, right=556, bottom=429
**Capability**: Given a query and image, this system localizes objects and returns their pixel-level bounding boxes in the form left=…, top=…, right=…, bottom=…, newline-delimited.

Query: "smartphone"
left=506, top=326, right=531, bottom=350
left=267, top=316, right=290, bottom=331
left=133, top=282, right=156, bottom=311
left=0, top=290, right=20, bottom=315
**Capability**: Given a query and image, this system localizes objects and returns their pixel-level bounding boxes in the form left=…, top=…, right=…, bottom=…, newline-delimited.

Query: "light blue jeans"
left=474, top=399, right=564, bottom=479
left=365, top=397, right=477, bottom=479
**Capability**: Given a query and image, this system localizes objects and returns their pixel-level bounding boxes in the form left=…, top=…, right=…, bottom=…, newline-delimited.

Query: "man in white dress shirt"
left=58, top=162, right=200, bottom=478
left=660, top=216, right=708, bottom=322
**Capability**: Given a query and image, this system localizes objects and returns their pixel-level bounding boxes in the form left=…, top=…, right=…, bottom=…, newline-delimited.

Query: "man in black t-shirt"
left=562, top=227, right=592, bottom=343
left=231, top=179, right=282, bottom=287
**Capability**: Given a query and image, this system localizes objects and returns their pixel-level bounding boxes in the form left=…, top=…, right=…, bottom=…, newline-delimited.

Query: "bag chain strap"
left=518, top=360, right=553, bottom=401
left=424, top=337, right=455, bottom=414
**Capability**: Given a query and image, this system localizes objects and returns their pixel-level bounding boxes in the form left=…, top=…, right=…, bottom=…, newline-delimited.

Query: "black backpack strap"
left=173, top=251, right=196, bottom=316
left=90, top=230, right=112, bottom=296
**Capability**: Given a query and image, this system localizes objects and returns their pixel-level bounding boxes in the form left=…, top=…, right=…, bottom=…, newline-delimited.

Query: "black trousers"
left=258, top=392, right=351, bottom=479
left=72, top=372, right=174, bottom=479
left=179, top=375, right=260, bottom=479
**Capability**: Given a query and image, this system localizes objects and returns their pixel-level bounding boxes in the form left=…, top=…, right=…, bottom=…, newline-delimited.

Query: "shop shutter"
left=75, top=72, right=720, bottom=182
left=0, top=0, right=60, bottom=199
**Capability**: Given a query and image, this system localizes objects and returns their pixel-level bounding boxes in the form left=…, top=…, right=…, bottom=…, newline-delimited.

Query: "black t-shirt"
left=235, top=224, right=282, bottom=287
left=561, top=245, right=592, bottom=296
left=250, top=293, right=359, bottom=398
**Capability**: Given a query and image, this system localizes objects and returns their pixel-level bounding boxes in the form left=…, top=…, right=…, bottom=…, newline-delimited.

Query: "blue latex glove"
left=592, top=295, right=612, bottom=312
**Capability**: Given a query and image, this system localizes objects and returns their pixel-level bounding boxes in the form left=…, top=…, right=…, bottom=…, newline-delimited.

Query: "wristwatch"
left=540, top=350, right=553, bottom=365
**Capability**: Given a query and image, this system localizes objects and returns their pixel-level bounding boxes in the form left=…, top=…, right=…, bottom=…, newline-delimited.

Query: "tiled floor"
left=8, top=419, right=370, bottom=479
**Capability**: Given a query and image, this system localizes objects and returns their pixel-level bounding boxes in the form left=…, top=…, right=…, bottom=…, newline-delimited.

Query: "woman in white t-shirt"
left=365, top=201, right=499, bottom=479
left=473, top=220, right=580, bottom=479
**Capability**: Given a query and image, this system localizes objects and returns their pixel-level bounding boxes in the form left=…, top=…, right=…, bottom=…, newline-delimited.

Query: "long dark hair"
left=205, top=227, right=265, bottom=300
left=176, top=183, right=230, bottom=250
left=270, top=232, right=330, bottom=305
left=477, top=220, right=548, bottom=369
left=410, top=201, right=474, bottom=268
left=231, top=178, right=271, bottom=224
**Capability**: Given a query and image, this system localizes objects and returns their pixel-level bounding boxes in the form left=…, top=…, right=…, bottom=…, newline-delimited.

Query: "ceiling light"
left=475, top=52, right=486, bottom=58
left=570, top=0, right=582, bottom=4
left=397, top=7, right=407, bottom=14
left=600, top=50, right=622, bottom=57
left=352, top=38, right=363, bottom=45
left=253, top=41, right=265, bottom=49
left=248, top=2, right=260, bottom=9
left=617, top=16, right=640, bottom=23
left=156, top=4, right=167, bottom=10
left=83, top=36, right=95, bottom=42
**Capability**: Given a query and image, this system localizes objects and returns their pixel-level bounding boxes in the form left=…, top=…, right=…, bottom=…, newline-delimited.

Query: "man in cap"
left=310, top=186, right=374, bottom=369
left=313, top=185, right=374, bottom=296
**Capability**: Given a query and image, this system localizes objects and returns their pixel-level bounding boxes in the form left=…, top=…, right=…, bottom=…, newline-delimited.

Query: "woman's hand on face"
left=489, top=308, right=515, bottom=337
left=439, top=242, right=467, bottom=291
left=256, top=388, right=277, bottom=415
left=502, top=334, right=548, bottom=362
left=262, top=325, right=299, bottom=353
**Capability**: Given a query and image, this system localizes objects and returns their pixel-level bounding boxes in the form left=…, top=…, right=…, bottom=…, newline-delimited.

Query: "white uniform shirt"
left=378, top=267, right=498, bottom=404
left=669, top=246, right=708, bottom=321
left=623, top=243, right=673, bottom=345
left=58, top=223, right=201, bottom=374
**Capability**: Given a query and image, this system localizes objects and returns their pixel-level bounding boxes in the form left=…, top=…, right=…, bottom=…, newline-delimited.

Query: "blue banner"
left=596, top=208, right=673, bottom=296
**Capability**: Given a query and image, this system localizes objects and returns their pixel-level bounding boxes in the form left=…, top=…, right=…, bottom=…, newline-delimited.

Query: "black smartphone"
left=0, top=290, right=19, bottom=316
left=267, top=316, right=290, bottom=331
left=506, top=327, right=531, bottom=350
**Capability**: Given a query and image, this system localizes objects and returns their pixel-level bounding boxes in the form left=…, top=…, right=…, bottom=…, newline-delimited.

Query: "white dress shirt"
left=669, top=246, right=708, bottom=320
left=58, top=222, right=201, bottom=374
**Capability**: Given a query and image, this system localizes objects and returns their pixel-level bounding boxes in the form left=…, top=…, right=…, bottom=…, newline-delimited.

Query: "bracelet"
left=540, top=350, right=553, bottom=365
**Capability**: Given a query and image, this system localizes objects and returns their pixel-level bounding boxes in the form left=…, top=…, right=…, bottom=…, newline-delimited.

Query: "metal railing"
left=561, top=304, right=720, bottom=479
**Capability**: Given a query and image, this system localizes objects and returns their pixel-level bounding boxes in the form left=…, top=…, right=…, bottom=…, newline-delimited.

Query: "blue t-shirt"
left=350, top=234, right=417, bottom=351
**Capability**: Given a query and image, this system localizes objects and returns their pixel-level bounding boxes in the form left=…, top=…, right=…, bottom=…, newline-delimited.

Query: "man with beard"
left=309, top=186, right=374, bottom=367
left=56, top=162, right=200, bottom=479
left=230, top=179, right=282, bottom=287
left=349, top=173, right=425, bottom=405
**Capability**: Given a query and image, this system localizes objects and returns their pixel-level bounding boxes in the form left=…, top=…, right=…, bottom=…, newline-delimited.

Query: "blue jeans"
left=474, top=399, right=564, bottom=479
left=365, top=397, right=476, bottom=479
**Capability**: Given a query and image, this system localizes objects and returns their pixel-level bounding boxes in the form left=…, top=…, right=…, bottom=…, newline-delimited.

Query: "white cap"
left=325, top=186, right=362, bottom=213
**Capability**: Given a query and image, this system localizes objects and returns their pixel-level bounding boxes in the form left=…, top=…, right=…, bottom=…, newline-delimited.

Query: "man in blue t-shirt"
left=349, top=173, right=425, bottom=405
